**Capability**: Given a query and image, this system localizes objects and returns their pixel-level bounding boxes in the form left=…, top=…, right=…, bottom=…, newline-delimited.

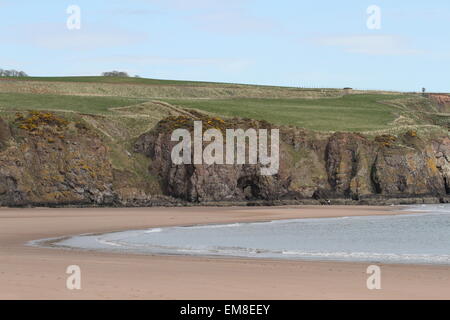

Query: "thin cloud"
left=312, top=34, right=423, bottom=56
left=133, top=0, right=248, bottom=11
left=187, top=11, right=277, bottom=35
left=3, top=23, right=149, bottom=50
left=83, top=55, right=251, bottom=70
left=106, top=8, right=162, bottom=16
left=133, top=0, right=280, bottom=35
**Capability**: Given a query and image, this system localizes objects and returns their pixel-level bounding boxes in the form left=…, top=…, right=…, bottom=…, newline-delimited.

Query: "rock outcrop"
left=430, top=94, right=450, bottom=113
left=135, top=116, right=450, bottom=205
left=0, top=112, right=115, bottom=206
left=0, top=118, right=11, bottom=151
left=134, top=116, right=293, bottom=202
left=2, top=112, right=450, bottom=207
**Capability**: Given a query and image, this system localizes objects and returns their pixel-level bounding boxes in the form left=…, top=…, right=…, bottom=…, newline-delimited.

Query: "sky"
left=1, top=0, right=450, bottom=92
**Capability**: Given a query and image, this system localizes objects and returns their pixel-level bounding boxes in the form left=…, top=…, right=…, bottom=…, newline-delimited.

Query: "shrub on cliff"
left=14, top=111, right=68, bottom=132
left=375, top=134, right=397, bottom=148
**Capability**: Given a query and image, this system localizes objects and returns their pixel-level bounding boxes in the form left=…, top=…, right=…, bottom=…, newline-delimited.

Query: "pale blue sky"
left=1, top=0, right=450, bottom=91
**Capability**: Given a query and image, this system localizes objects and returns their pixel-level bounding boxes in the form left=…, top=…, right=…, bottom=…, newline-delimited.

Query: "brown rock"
left=0, top=118, right=12, bottom=151
left=0, top=114, right=116, bottom=206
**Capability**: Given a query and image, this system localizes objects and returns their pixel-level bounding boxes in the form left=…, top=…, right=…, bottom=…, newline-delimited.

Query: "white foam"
left=281, top=250, right=450, bottom=263
left=187, top=223, right=242, bottom=230
left=96, top=238, right=123, bottom=247
left=145, top=228, right=163, bottom=233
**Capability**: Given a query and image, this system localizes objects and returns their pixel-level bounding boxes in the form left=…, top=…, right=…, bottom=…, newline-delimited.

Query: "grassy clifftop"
left=0, top=76, right=433, bottom=124
left=0, top=77, right=447, bottom=141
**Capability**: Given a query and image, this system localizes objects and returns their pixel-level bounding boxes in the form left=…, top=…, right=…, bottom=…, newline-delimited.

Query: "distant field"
left=0, top=78, right=346, bottom=100
left=168, top=94, right=406, bottom=131
left=0, top=92, right=145, bottom=115
left=0, top=76, right=314, bottom=90
left=0, top=76, right=243, bottom=87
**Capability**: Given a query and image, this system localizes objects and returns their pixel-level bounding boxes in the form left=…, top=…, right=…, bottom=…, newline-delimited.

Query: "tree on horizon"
left=0, top=69, right=28, bottom=77
left=101, top=71, right=130, bottom=77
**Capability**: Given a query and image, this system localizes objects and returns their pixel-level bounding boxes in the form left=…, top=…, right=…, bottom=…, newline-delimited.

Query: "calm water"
left=51, top=205, right=450, bottom=265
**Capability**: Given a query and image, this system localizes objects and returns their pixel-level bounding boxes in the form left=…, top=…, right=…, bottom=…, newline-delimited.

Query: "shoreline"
left=2, top=194, right=448, bottom=208
left=1, top=205, right=450, bottom=299
left=33, top=207, right=436, bottom=266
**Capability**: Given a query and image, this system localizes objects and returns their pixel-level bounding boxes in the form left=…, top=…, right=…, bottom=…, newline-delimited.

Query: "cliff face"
left=430, top=94, right=450, bottom=113
left=0, top=112, right=115, bottom=206
left=134, top=116, right=292, bottom=202
left=2, top=112, right=450, bottom=207
left=135, top=117, right=450, bottom=205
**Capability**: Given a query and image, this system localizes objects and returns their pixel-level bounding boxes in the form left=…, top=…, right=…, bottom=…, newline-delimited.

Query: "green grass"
left=167, top=94, right=407, bottom=131
left=0, top=91, right=417, bottom=131
left=0, top=77, right=349, bottom=100
left=0, top=92, right=146, bottom=115
left=0, top=76, right=300, bottom=89
left=1, top=76, right=214, bottom=86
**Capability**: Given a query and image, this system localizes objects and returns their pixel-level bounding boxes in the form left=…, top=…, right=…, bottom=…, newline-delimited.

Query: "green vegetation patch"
left=0, top=92, right=146, bottom=115
left=0, top=76, right=285, bottom=88
left=167, top=94, right=406, bottom=132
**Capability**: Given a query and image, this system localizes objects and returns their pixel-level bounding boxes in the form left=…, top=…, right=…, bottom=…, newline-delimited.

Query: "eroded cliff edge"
left=2, top=111, right=450, bottom=207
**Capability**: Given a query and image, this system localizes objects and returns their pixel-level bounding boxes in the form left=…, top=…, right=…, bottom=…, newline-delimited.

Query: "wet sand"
left=0, top=205, right=449, bottom=300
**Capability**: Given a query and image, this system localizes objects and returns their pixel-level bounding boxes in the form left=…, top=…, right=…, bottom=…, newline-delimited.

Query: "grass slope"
left=0, top=76, right=306, bottom=89
left=0, top=92, right=146, bottom=115
left=168, top=94, right=406, bottom=131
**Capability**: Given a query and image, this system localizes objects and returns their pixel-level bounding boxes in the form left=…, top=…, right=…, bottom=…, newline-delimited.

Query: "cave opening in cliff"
left=238, top=177, right=261, bottom=200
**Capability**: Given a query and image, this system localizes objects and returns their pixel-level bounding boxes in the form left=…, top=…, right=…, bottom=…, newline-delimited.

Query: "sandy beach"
left=0, top=205, right=449, bottom=300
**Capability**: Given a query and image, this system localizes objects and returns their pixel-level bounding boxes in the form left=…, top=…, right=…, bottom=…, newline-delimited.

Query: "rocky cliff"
left=2, top=111, right=450, bottom=207
left=430, top=94, right=450, bottom=113
left=0, top=111, right=176, bottom=207
left=0, top=112, right=115, bottom=206
left=135, top=116, right=450, bottom=205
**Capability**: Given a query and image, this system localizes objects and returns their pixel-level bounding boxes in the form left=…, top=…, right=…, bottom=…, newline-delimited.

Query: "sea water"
left=50, top=204, right=450, bottom=265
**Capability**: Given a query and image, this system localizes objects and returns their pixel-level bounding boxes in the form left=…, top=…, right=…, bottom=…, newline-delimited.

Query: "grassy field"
left=0, top=92, right=146, bottom=115
left=0, top=76, right=342, bottom=90
left=0, top=76, right=246, bottom=87
left=0, top=91, right=409, bottom=132
left=0, top=76, right=443, bottom=133
left=0, top=78, right=346, bottom=100
left=168, top=94, right=406, bottom=131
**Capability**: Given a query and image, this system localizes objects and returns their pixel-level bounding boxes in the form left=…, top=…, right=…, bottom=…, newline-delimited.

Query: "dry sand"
left=0, top=205, right=449, bottom=300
